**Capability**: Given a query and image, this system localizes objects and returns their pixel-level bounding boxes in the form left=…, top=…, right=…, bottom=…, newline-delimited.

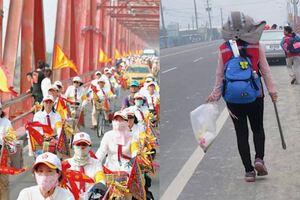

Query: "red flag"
left=91, top=84, right=99, bottom=94
left=25, top=126, right=44, bottom=151
left=26, top=121, right=54, bottom=136
left=0, top=166, right=26, bottom=175
left=0, top=148, right=8, bottom=166
left=0, top=148, right=26, bottom=175
left=57, top=126, right=70, bottom=156
left=127, top=158, right=146, bottom=200
left=61, top=161, right=95, bottom=200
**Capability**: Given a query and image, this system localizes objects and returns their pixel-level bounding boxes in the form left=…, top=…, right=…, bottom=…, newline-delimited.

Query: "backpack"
left=222, top=42, right=261, bottom=104
left=287, top=35, right=300, bottom=53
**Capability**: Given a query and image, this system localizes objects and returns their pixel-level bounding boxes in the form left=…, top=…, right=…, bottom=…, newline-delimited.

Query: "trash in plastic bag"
left=190, top=103, right=219, bottom=152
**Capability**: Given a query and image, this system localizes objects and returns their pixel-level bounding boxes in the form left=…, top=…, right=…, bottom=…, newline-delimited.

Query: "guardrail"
left=2, top=69, right=98, bottom=137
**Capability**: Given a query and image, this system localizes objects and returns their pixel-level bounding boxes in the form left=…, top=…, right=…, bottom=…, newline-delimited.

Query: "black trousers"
left=226, top=98, right=265, bottom=172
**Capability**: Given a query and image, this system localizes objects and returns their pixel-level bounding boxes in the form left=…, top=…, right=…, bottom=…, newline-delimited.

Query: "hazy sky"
left=161, top=0, right=290, bottom=29
left=3, top=0, right=57, bottom=52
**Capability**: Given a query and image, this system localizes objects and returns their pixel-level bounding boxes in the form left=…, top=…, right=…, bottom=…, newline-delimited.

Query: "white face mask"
left=134, top=100, right=143, bottom=107
left=112, top=120, right=128, bottom=131
left=73, top=145, right=91, bottom=166
left=35, top=173, right=59, bottom=194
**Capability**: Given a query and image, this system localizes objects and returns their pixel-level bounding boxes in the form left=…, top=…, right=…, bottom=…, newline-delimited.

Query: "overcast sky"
left=161, top=0, right=290, bottom=29
left=3, top=0, right=57, bottom=52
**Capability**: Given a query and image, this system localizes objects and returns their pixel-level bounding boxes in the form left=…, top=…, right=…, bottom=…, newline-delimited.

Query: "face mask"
left=73, top=145, right=91, bottom=166
left=135, top=100, right=143, bottom=107
left=35, top=172, right=59, bottom=194
left=112, top=121, right=128, bottom=131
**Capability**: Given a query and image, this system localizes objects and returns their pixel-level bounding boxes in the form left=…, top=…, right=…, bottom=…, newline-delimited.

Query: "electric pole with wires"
left=193, top=0, right=199, bottom=30
left=205, top=0, right=212, bottom=40
left=292, top=0, right=299, bottom=27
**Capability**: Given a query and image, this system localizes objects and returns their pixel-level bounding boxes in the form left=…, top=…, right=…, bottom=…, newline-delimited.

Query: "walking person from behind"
left=280, top=25, right=300, bottom=84
left=207, top=11, right=277, bottom=182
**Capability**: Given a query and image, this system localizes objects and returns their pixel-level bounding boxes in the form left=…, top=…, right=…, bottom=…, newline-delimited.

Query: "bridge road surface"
left=9, top=90, right=159, bottom=200
left=160, top=41, right=300, bottom=200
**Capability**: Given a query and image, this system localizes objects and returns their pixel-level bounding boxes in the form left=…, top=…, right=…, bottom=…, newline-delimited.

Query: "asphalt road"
left=160, top=41, right=300, bottom=200
left=9, top=90, right=159, bottom=200
left=160, top=40, right=224, bottom=196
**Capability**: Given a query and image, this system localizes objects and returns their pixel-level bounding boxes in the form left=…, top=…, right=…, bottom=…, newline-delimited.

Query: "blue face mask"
left=135, top=100, right=143, bottom=107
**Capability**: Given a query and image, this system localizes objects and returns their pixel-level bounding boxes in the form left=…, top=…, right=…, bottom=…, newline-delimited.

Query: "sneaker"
left=245, top=171, right=256, bottom=182
left=254, top=158, right=268, bottom=176
left=291, top=78, right=296, bottom=85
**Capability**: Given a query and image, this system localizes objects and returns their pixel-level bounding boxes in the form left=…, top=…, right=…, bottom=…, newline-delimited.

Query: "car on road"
left=260, top=30, right=286, bottom=65
left=122, top=64, right=152, bottom=87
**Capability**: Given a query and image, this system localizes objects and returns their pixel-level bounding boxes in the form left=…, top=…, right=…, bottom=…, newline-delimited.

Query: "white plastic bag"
left=190, top=103, right=219, bottom=152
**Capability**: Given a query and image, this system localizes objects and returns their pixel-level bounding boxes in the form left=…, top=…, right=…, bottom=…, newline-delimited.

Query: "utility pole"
left=160, top=0, right=168, bottom=48
left=292, top=0, right=299, bottom=28
left=193, top=0, right=199, bottom=30
left=205, top=0, right=212, bottom=40
left=192, top=15, right=195, bottom=30
left=220, top=8, right=224, bottom=27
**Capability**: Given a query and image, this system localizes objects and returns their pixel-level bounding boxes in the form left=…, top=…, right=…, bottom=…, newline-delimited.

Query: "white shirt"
left=0, top=117, right=12, bottom=146
left=88, top=79, right=100, bottom=93
left=33, top=110, right=62, bottom=137
left=96, top=130, right=133, bottom=174
left=41, top=77, right=52, bottom=98
left=65, top=85, right=85, bottom=103
left=96, top=86, right=111, bottom=101
left=145, top=92, right=160, bottom=110
left=66, top=157, right=104, bottom=199
left=127, top=105, right=149, bottom=124
left=17, top=185, right=74, bottom=200
left=129, top=123, right=145, bottom=142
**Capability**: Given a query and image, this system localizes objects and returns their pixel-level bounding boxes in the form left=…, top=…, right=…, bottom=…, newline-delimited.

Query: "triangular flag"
left=114, top=49, right=122, bottom=59
left=53, top=44, right=78, bottom=74
left=127, top=158, right=146, bottom=200
left=0, top=66, right=17, bottom=96
left=56, top=96, right=68, bottom=120
left=99, top=48, right=112, bottom=63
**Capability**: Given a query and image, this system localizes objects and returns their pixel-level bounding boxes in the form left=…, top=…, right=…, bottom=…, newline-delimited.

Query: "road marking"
left=162, top=67, right=177, bottom=74
left=161, top=43, right=217, bottom=59
left=160, top=107, right=229, bottom=200
left=193, top=57, right=203, bottom=63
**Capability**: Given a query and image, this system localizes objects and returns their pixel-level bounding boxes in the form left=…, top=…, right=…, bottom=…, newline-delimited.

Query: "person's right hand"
left=206, top=95, right=216, bottom=103
left=270, top=92, right=278, bottom=102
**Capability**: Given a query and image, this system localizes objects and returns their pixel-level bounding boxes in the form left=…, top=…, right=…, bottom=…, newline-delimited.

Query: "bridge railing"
left=2, top=69, right=98, bottom=139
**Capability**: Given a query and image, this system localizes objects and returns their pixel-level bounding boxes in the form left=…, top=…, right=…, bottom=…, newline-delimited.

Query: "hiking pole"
left=273, top=102, right=286, bottom=150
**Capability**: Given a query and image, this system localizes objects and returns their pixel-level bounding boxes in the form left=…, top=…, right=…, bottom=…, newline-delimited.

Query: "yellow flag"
left=99, top=48, right=111, bottom=63
left=0, top=66, right=17, bottom=96
left=129, top=50, right=132, bottom=55
left=53, top=45, right=78, bottom=74
left=114, top=49, right=122, bottom=59
left=0, top=67, right=10, bottom=93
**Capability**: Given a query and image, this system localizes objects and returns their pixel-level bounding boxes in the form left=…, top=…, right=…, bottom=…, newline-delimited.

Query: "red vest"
left=219, top=41, right=260, bottom=72
left=283, top=35, right=300, bottom=57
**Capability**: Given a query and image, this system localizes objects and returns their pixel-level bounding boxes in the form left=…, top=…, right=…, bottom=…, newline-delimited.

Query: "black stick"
left=273, top=102, right=286, bottom=150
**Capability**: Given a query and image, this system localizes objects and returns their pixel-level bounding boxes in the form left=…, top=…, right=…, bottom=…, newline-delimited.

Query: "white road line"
left=160, top=43, right=217, bottom=59
left=193, top=57, right=203, bottom=63
left=160, top=107, right=229, bottom=200
left=162, top=67, right=177, bottom=74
